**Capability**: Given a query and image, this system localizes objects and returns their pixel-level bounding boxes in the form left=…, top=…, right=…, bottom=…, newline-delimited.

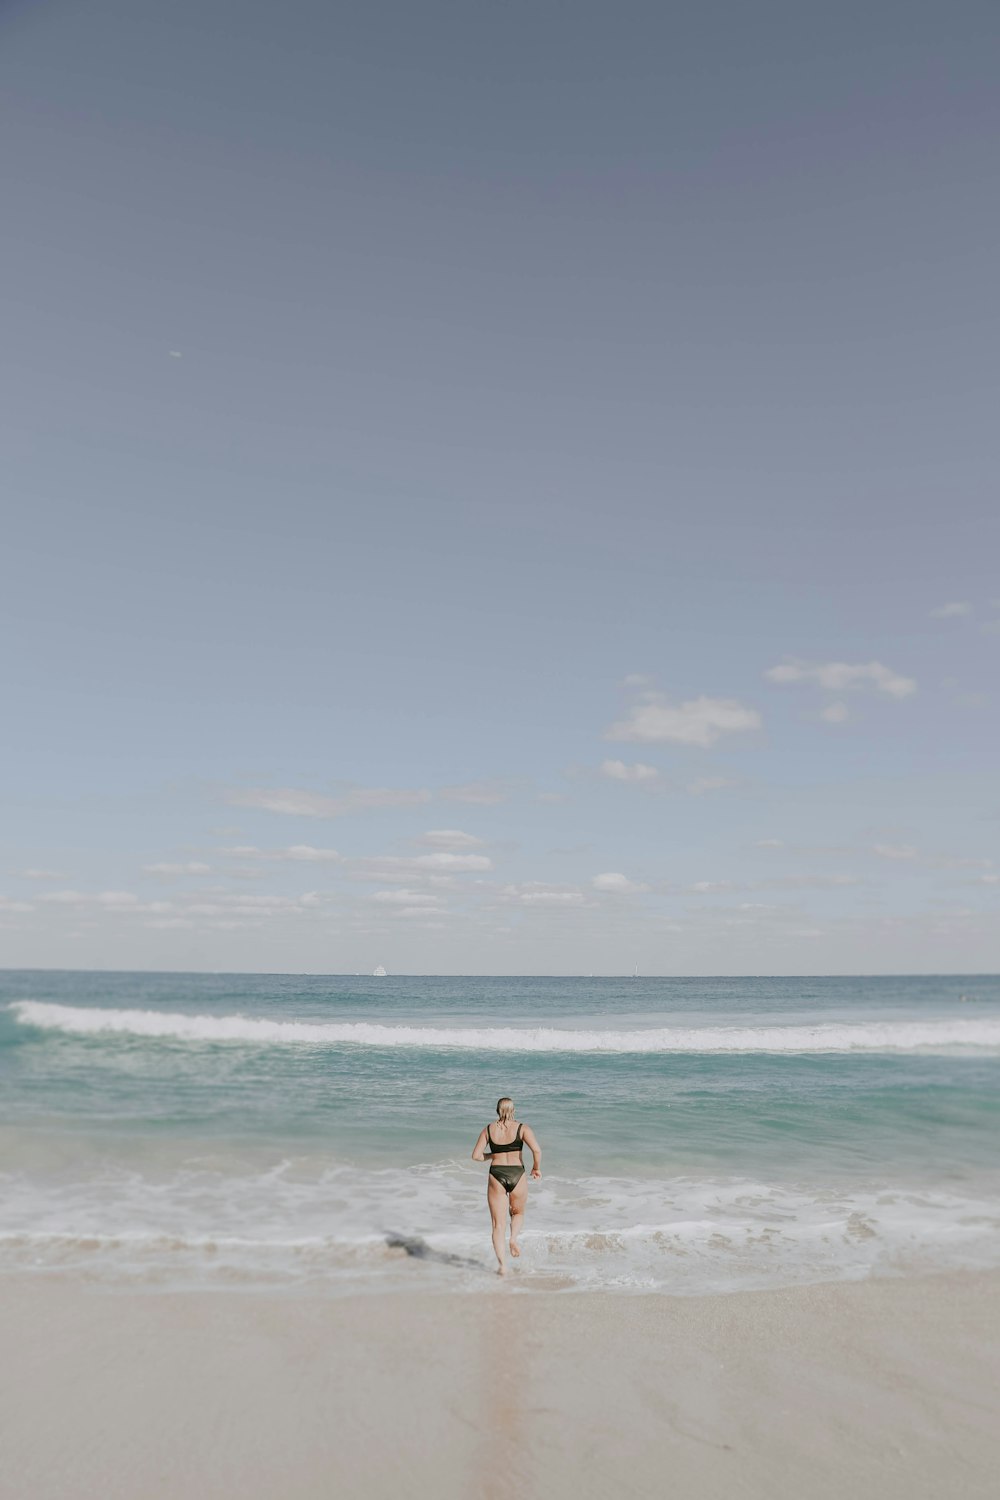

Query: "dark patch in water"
left=384, top=1232, right=481, bottom=1269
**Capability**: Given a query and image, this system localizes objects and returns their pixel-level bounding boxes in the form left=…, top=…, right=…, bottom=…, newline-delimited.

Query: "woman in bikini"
left=471, top=1097, right=542, bottom=1275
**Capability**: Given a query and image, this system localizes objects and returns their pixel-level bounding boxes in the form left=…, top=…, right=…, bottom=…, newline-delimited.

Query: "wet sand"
left=2, top=1270, right=998, bottom=1499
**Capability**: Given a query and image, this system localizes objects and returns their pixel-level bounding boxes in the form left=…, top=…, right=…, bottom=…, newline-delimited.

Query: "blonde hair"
left=496, top=1097, right=515, bottom=1122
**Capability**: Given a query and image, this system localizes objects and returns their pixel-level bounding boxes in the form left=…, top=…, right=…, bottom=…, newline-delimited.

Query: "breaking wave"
left=11, top=1001, right=1000, bottom=1054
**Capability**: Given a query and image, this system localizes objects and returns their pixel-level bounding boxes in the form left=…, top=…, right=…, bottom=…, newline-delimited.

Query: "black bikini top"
left=487, top=1124, right=524, bottom=1156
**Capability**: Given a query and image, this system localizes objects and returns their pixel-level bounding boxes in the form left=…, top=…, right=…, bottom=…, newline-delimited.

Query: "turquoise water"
left=2, top=971, right=999, bottom=1292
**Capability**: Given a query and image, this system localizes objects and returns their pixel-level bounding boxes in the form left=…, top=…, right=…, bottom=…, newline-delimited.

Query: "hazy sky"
left=3, top=0, right=998, bottom=973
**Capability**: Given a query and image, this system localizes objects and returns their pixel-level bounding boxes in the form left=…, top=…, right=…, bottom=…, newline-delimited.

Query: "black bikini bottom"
left=489, top=1164, right=525, bottom=1194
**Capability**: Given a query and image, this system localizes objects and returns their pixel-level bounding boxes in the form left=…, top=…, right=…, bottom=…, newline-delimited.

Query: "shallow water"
left=2, top=971, right=998, bottom=1292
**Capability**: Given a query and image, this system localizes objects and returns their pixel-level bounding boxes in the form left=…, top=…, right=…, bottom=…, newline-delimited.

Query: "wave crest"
left=10, top=1001, right=1000, bottom=1054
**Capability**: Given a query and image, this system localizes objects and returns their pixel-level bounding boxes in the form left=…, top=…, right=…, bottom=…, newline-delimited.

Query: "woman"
left=471, top=1097, right=542, bottom=1274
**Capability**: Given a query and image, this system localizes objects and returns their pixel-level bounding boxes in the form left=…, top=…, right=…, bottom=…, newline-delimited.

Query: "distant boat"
left=632, top=963, right=638, bottom=979
left=372, top=965, right=387, bottom=977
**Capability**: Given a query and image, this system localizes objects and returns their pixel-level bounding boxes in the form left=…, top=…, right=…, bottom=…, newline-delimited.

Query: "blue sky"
left=2, top=0, right=998, bottom=973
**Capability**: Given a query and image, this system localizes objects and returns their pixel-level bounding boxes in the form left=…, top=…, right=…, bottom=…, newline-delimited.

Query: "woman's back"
left=487, top=1121, right=524, bottom=1158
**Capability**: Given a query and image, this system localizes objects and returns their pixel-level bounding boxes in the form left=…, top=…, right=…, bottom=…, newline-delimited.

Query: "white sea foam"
left=2, top=1156, right=998, bottom=1293
left=10, top=1001, right=1000, bottom=1054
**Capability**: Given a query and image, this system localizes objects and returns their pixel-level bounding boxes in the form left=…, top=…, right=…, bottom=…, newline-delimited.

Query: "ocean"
left=2, top=970, right=999, bottom=1294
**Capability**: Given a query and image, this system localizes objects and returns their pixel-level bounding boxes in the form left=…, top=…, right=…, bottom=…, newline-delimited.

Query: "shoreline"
left=3, top=1268, right=998, bottom=1498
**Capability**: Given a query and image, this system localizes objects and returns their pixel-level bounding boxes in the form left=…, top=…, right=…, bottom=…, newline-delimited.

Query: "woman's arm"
left=471, top=1127, right=489, bottom=1162
left=521, top=1123, right=542, bottom=1178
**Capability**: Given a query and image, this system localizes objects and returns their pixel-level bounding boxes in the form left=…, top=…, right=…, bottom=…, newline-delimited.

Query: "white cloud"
left=438, top=781, right=508, bottom=805
left=415, top=852, right=491, bottom=872
left=820, top=701, right=850, bottom=724
left=38, top=890, right=170, bottom=912
left=184, top=893, right=326, bottom=918
left=690, top=873, right=861, bottom=894
left=371, top=889, right=445, bottom=906
left=418, top=829, right=484, bottom=849
left=600, top=759, right=660, bottom=783
left=40, top=888, right=105, bottom=900
left=351, top=852, right=492, bottom=882
left=929, top=601, right=972, bottom=618
left=227, top=786, right=431, bottom=818
left=926, top=853, right=993, bottom=871
left=284, top=845, right=343, bottom=862
left=0, top=896, right=34, bottom=913
left=143, top=862, right=213, bottom=876
left=622, top=673, right=654, bottom=688
left=869, top=845, right=991, bottom=871
left=14, top=868, right=66, bottom=881
left=34, top=887, right=335, bottom=923
left=228, top=789, right=336, bottom=815
left=220, top=845, right=343, bottom=863
left=755, top=838, right=785, bottom=848
left=592, top=872, right=649, bottom=895
left=765, top=660, right=916, bottom=699
left=607, top=693, right=761, bottom=747
left=498, top=882, right=591, bottom=907
left=686, top=776, right=737, bottom=795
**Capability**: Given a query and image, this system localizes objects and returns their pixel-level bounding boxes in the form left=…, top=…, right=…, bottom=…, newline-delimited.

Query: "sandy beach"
left=2, top=1269, right=998, bottom=1500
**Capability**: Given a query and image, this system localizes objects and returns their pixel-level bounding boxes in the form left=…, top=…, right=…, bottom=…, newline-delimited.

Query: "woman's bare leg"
left=487, top=1174, right=510, bottom=1273
left=508, top=1173, right=528, bottom=1257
